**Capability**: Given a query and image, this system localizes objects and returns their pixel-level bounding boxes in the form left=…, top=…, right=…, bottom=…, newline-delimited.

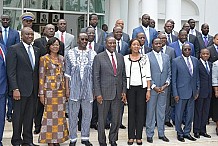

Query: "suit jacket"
left=197, top=34, right=213, bottom=50
left=165, top=46, right=176, bottom=62
left=93, top=42, right=104, bottom=54
left=208, top=45, right=218, bottom=63
left=33, top=37, right=65, bottom=56
left=169, top=41, right=195, bottom=57
left=188, top=34, right=200, bottom=58
left=198, top=60, right=212, bottom=98
left=6, top=42, right=40, bottom=97
left=147, top=51, right=171, bottom=96
left=93, top=51, right=127, bottom=100
left=132, top=26, right=158, bottom=47
left=142, top=45, right=152, bottom=54
left=118, top=40, right=129, bottom=56
left=54, top=32, right=75, bottom=55
left=172, top=56, right=200, bottom=99
left=0, top=27, right=20, bottom=49
left=0, top=43, right=7, bottom=95
left=165, top=33, right=178, bottom=46
left=81, top=27, right=105, bottom=46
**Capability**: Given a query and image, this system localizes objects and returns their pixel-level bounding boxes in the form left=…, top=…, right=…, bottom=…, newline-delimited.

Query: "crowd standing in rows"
left=0, top=11, right=218, bottom=146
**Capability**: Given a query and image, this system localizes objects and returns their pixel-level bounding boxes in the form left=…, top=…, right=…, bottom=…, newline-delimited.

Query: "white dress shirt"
left=182, top=55, right=193, bottom=75
left=106, top=49, right=117, bottom=67
left=142, top=25, right=150, bottom=46
left=57, top=30, right=66, bottom=43
left=23, top=42, right=35, bottom=66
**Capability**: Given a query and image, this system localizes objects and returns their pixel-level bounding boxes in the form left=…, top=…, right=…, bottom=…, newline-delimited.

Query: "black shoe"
left=119, top=124, right=126, bottom=129
left=194, top=133, right=200, bottom=138
left=33, top=129, right=40, bottom=135
left=69, top=142, right=76, bottom=146
left=65, top=113, right=69, bottom=118
left=90, top=124, right=98, bottom=130
left=109, top=141, right=117, bottom=146
left=136, top=139, right=142, bottom=145
left=159, top=136, right=169, bottom=142
left=78, top=124, right=81, bottom=131
left=7, top=116, right=12, bottom=122
left=147, top=137, right=153, bottom=143
left=200, top=133, right=211, bottom=138
left=165, top=121, right=173, bottom=127
left=105, top=124, right=110, bottom=129
left=177, top=135, right=185, bottom=142
left=81, top=140, right=93, bottom=146
left=99, top=143, right=107, bottom=146
left=184, top=134, right=196, bottom=141
left=127, top=139, right=134, bottom=145
left=22, top=143, right=39, bottom=146
left=216, top=128, right=218, bottom=136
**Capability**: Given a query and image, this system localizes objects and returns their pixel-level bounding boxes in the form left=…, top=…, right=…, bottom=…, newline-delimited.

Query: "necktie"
left=61, top=32, right=64, bottom=43
left=187, top=57, right=192, bottom=75
left=0, top=48, right=5, bottom=62
left=140, top=47, right=143, bottom=54
left=204, top=36, right=208, bottom=47
left=157, top=53, right=163, bottom=71
left=117, top=41, right=121, bottom=53
left=111, top=54, right=117, bottom=76
left=191, top=29, right=194, bottom=35
left=27, top=46, right=34, bottom=69
left=161, top=48, right=164, bottom=53
left=216, top=47, right=218, bottom=53
left=89, top=42, right=92, bottom=49
left=4, top=28, right=8, bottom=45
left=205, top=61, right=210, bottom=74
left=167, top=34, right=171, bottom=44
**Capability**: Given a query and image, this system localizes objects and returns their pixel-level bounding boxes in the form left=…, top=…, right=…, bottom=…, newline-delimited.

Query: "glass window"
left=3, top=9, right=22, bottom=30
left=3, top=0, right=22, bottom=8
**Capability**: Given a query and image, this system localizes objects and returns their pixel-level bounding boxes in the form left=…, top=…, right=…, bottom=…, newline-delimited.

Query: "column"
left=108, top=0, right=121, bottom=32
left=120, top=0, right=128, bottom=33
left=141, top=0, right=158, bottom=29
left=165, top=0, right=181, bottom=32
left=0, top=0, right=3, bottom=16
left=127, top=0, right=140, bottom=38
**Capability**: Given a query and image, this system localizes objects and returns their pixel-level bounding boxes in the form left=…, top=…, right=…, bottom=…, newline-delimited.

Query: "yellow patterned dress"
left=38, top=54, right=69, bottom=143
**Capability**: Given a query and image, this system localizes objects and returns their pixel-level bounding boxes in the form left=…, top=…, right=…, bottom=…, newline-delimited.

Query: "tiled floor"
left=2, top=107, right=218, bottom=146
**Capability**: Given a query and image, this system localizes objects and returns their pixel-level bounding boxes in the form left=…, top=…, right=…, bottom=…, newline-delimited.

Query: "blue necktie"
left=27, top=46, right=34, bottom=69
left=205, top=61, right=210, bottom=74
left=3, top=28, right=8, bottom=45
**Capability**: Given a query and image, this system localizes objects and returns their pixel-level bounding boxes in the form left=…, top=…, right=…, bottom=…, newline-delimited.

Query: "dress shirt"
left=106, top=49, right=117, bottom=67
left=139, top=45, right=145, bottom=54
left=182, top=55, right=193, bottom=75
left=214, top=44, right=218, bottom=53
left=142, top=25, right=150, bottom=46
left=1, top=27, right=9, bottom=43
left=162, top=45, right=167, bottom=54
left=86, top=41, right=94, bottom=50
left=94, top=26, right=98, bottom=42
left=200, top=58, right=210, bottom=72
left=189, top=29, right=196, bottom=36
left=130, top=61, right=142, bottom=86
left=178, top=40, right=184, bottom=50
left=57, top=30, right=66, bottom=43
left=23, top=42, right=35, bottom=66
left=153, top=50, right=163, bottom=72
left=116, top=40, right=122, bottom=53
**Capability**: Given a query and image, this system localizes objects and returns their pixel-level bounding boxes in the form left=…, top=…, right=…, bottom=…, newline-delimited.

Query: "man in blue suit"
left=132, top=14, right=158, bottom=48
left=146, top=38, right=171, bottom=143
left=0, top=28, right=7, bottom=146
left=172, top=43, right=200, bottom=142
left=169, top=29, right=195, bottom=57
left=0, top=14, right=20, bottom=122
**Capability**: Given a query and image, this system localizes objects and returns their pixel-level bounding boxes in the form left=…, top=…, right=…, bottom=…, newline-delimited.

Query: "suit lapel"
left=42, top=37, right=47, bottom=46
left=33, top=46, right=39, bottom=71
left=103, top=51, right=114, bottom=74
left=180, top=56, right=192, bottom=76
left=20, top=43, right=33, bottom=69
left=151, top=51, right=161, bottom=72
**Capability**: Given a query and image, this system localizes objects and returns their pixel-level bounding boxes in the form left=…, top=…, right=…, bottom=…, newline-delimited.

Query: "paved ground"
left=2, top=107, right=218, bottom=146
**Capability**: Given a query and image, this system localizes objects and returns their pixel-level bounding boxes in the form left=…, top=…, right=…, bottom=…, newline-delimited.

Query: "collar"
left=1, top=26, right=9, bottom=31
left=142, top=25, right=149, bottom=31
left=200, top=58, right=208, bottom=64
left=106, top=49, right=115, bottom=57
left=153, top=50, right=161, bottom=55
left=45, top=37, right=49, bottom=42
left=178, top=40, right=184, bottom=46
left=202, top=34, right=208, bottom=38
left=57, top=30, right=66, bottom=35
left=214, top=44, right=218, bottom=49
left=22, top=42, right=32, bottom=48
left=182, top=54, right=191, bottom=60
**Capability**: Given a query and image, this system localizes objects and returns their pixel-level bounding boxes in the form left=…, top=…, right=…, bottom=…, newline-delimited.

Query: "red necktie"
left=0, top=48, right=4, bottom=61
left=111, top=54, right=117, bottom=76
left=61, top=32, right=64, bottom=43
left=89, top=42, right=92, bottom=49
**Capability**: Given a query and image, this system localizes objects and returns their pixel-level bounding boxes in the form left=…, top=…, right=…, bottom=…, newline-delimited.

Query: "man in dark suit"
left=33, top=24, right=64, bottom=135
left=208, top=34, right=218, bottom=63
left=6, top=27, right=40, bottom=146
left=188, top=19, right=201, bottom=37
left=163, top=21, right=178, bottom=45
left=169, top=29, right=195, bottom=57
left=0, top=31, right=7, bottom=146
left=182, top=22, right=200, bottom=58
left=172, top=43, right=200, bottom=142
left=136, top=32, right=152, bottom=54
left=197, top=23, right=213, bottom=52
left=0, top=14, right=20, bottom=122
left=93, top=36, right=127, bottom=146
left=115, top=19, right=130, bottom=44
left=81, top=13, right=105, bottom=46
left=193, top=48, right=212, bottom=139
left=158, top=33, right=175, bottom=127
left=132, top=14, right=158, bottom=48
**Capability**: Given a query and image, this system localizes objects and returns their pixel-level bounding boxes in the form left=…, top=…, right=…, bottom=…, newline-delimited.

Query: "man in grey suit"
left=172, top=43, right=200, bottom=142
left=146, top=38, right=171, bottom=143
left=55, top=19, right=75, bottom=56
left=188, top=19, right=201, bottom=37
left=158, top=33, right=175, bottom=127
left=93, top=36, right=127, bottom=146
left=81, top=13, right=104, bottom=46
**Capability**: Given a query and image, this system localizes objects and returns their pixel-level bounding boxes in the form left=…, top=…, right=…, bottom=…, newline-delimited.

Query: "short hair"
left=102, top=24, right=108, bottom=28
left=187, top=18, right=194, bottom=23
left=86, top=26, right=94, bottom=32
left=89, top=13, right=97, bottom=21
left=46, top=37, right=61, bottom=55
left=201, top=23, right=209, bottom=29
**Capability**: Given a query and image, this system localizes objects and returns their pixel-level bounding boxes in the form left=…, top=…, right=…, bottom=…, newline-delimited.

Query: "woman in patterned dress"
left=38, top=37, right=69, bottom=146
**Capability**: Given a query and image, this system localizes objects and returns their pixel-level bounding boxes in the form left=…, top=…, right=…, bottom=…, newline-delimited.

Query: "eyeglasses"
left=80, top=38, right=88, bottom=41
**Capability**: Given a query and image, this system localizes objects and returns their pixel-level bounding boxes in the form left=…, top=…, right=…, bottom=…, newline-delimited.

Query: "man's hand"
left=160, top=84, right=167, bottom=92
left=39, top=95, right=45, bottom=105
left=174, top=96, right=180, bottom=103
left=97, top=95, right=103, bottom=104
left=121, top=93, right=127, bottom=104
left=146, top=90, right=151, bottom=102
left=13, top=90, right=21, bottom=100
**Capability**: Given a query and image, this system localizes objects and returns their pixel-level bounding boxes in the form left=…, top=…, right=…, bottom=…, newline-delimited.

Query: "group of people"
left=0, top=11, right=218, bottom=146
